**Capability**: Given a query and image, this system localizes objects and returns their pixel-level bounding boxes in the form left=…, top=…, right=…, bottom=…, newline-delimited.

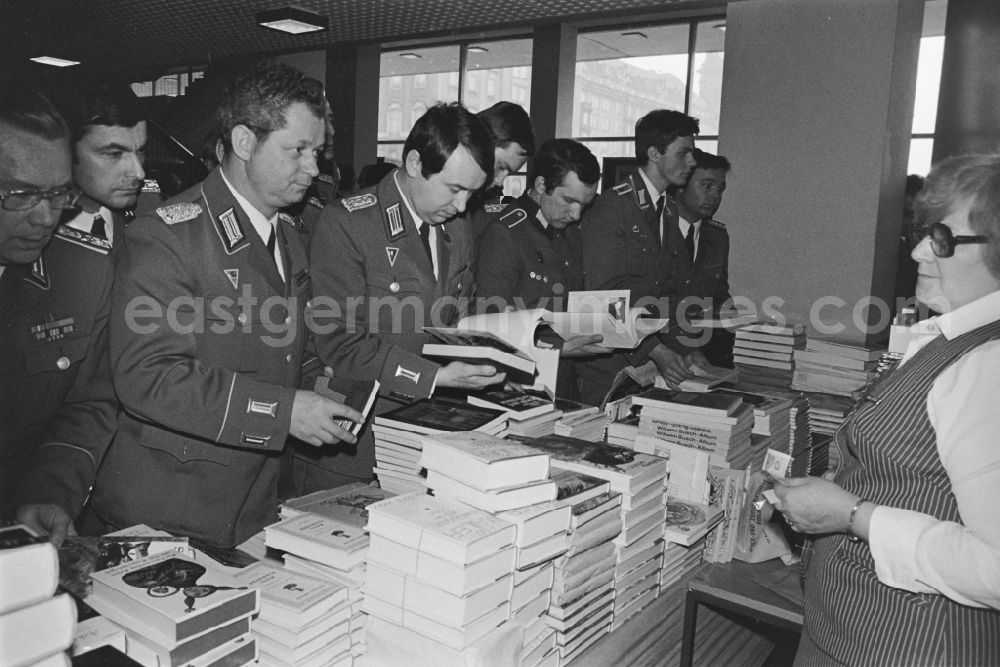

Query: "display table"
left=577, top=559, right=802, bottom=667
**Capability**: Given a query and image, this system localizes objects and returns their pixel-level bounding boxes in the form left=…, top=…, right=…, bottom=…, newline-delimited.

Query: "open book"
left=423, top=309, right=559, bottom=391
left=547, top=291, right=668, bottom=349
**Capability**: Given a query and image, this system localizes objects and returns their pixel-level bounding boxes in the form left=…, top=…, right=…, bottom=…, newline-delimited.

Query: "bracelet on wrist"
left=846, top=498, right=867, bottom=543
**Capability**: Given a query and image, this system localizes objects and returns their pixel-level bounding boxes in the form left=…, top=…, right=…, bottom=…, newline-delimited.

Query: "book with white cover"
left=426, top=469, right=558, bottom=512
left=281, top=481, right=392, bottom=522
left=0, top=593, right=76, bottom=667
left=0, top=524, right=58, bottom=615
left=264, top=513, right=369, bottom=571
left=363, top=594, right=510, bottom=651
left=232, top=562, right=347, bottom=629
left=253, top=607, right=350, bottom=650
left=185, top=632, right=256, bottom=667
left=120, top=616, right=250, bottom=667
left=547, top=290, right=669, bottom=349
left=421, top=431, right=550, bottom=490
left=87, top=551, right=259, bottom=647
left=498, top=501, right=572, bottom=547
left=72, top=615, right=127, bottom=657
left=365, top=492, right=516, bottom=564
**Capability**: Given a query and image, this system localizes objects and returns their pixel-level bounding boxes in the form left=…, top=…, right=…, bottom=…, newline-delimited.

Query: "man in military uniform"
left=672, top=149, right=734, bottom=367
left=56, top=83, right=162, bottom=252
left=1, top=89, right=117, bottom=546
left=293, top=102, right=505, bottom=494
left=469, top=101, right=535, bottom=242
left=89, top=62, right=361, bottom=548
left=577, top=109, right=704, bottom=405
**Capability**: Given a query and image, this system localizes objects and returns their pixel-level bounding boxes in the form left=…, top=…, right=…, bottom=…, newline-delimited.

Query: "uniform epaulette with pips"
left=706, top=219, right=727, bottom=230
left=53, top=225, right=111, bottom=254
left=612, top=182, right=634, bottom=196
left=156, top=202, right=202, bottom=224
left=341, top=193, right=377, bottom=212
left=142, top=179, right=161, bottom=194
left=279, top=212, right=306, bottom=231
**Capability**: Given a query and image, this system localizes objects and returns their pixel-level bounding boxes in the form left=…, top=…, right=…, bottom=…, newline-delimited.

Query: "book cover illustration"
left=283, top=482, right=391, bottom=524
left=380, top=399, right=504, bottom=432
left=118, top=557, right=246, bottom=613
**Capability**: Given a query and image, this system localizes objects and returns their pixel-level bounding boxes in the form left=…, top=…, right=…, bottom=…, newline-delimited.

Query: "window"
left=463, top=37, right=532, bottom=113
left=573, top=20, right=723, bottom=175
left=379, top=45, right=461, bottom=147
left=414, top=74, right=427, bottom=89
left=908, top=0, right=947, bottom=177
left=131, top=69, right=204, bottom=98
left=389, top=76, right=402, bottom=90
left=386, top=103, right=403, bottom=137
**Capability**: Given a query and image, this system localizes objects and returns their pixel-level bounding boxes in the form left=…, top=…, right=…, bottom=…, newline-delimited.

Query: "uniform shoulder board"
left=341, top=193, right=377, bottom=212
left=707, top=218, right=727, bottom=230
left=500, top=207, right=527, bottom=229
left=483, top=202, right=506, bottom=214
left=612, top=182, right=634, bottom=196
left=156, top=202, right=202, bottom=224
left=53, top=225, right=111, bottom=254
left=141, top=178, right=161, bottom=194
left=279, top=212, right=306, bottom=231
left=317, top=173, right=337, bottom=186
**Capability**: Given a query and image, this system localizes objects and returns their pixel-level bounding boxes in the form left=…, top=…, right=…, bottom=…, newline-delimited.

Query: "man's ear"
left=646, top=145, right=662, bottom=164
left=532, top=174, right=547, bottom=196
left=230, top=125, right=257, bottom=162
left=403, top=149, right=423, bottom=178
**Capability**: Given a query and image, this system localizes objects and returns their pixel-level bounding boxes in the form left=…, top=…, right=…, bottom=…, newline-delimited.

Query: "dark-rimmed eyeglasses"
left=0, top=188, right=80, bottom=212
left=922, top=221, right=989, bottom=258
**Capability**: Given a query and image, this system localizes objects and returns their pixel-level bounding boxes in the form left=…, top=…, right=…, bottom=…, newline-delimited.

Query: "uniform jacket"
left=0, top=227, right=116, bottom=518
left=92, top=167, right=312, bottom=547
left=296, top=170, right=475, bottom=487
left=476, top=192, right=584, bottom=312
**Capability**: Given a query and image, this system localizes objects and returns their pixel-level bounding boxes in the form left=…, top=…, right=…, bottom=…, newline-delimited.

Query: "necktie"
left=654, top=195, right=666, bottom=247
left=91, top=214, right=107, bottom=239
left=685, top=224, right=696, bottom=262
left=418, top=223, right=434, bottom=266
left=265, top=225, right=283, bottom=281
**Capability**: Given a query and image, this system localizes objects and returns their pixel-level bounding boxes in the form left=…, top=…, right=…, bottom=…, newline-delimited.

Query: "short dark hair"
left=690, top=148, right=731, bottom=173
left=477, top=102, right=535, bottom=156
left=634, top=109, right=699, bottom=165
left=916, top=154, right=1000, bottom=278
left=0, top=87, right=69, bottom=141
left=57, top=82, right=145, bottom=146
left=529, top=139, right=600, bottom=193
left=403, top=102, right=494, bottom=179
left=217, top=61, right=325, bottom=153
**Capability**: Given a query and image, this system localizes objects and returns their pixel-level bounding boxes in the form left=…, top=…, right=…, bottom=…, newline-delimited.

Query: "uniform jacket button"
left=56, top=356, right=71, bottom=370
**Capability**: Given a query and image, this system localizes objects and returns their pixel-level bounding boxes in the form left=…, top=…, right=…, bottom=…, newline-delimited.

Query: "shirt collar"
left=394, top=170, right=423, bottom=231
left=919, top=289, right=1000, bottom=340
left=220, top=168, right=277, bottom=243
left=637, top=169, right=663, bottom=202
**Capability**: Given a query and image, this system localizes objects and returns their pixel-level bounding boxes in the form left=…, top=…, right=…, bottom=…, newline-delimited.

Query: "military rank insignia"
left=31, top=316, right=75, bottom=342
left=25, top=256, right=49, bottom=289
left=307, top=195, right=325, bottom=210
left=484, top=203, right=505, bottom=214
left=385, top=246, right=399, bottom=267
left=156, top=202, right=202, bottom=225
left=341, top=193, right=376, bottom=212
left=214, top=207, right=249, bottom=254
left=53, top=226, right=111, bottom=254
left=500, top=208, right=527, bottom=229
left=224, top=269, right=239, bottom=289
left=279, top=212, right=305, bottom=231
left=385, top=203, right=406, bottom=240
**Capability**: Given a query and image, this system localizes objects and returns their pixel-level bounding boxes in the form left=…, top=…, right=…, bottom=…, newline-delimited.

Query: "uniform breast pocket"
left=625, top=234, right=657, bottom=276
left=139, top=424, right=233, bottom=466
left=24, top=335, right=91, bottom=376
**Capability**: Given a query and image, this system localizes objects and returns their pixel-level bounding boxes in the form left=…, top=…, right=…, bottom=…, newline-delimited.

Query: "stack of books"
left=702, top=467, right=750, bottom=564
left=659, top=497, right=723, bottom=591
left=506, top=409, right=564, bottom=439
left=363, top=493, right=517, bottom=653
left=553, top=406, right=609, bottom=442
left=422, top=432, right=558, bottom=513
left=791, top=340, right=881, bottom=396
left=545, top=491, right=623, bottom=663
left=467, top=386, right=559, bottom=439
left=275, top=482, right=391, bottom=660
left=86, top=550, right=259, bottom=667
left=0, top=525, right=76, bottom=667
left=606, top=413, right=640, bottom=448
left=371, top=399, right=507, bottom=494
left=804, top=392, right=854, bottom=436
left=733, top=322, right=806, bottom=389
left=632, top=389, right=755, bottom=469
left=234, top=563, right=351, bottom=666
left=786, top=396, right=822, bottom=477
left=508, top=562, right=558, bottom=667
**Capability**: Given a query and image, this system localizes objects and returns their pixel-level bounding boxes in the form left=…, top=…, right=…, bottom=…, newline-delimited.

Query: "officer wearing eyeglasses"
left=0, top=88, right=117, bottom=545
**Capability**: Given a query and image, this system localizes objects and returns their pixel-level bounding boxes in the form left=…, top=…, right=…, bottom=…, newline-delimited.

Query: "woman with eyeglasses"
left=770, top=154, right=1000, bottom=666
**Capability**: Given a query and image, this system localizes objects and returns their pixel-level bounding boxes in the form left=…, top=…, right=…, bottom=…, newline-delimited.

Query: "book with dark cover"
left=314, top=376, right=380, bottom=436
left=423, top=329, right=536, bottom=375
left=550, top=468, right=611, bottom=503
left=467, top=386, right=554, bottom=420
left=633, top=388, right=743, bottom=416
left=515, top=435, right=665, bottom=493
left=376, top=398, right=506, bottom=434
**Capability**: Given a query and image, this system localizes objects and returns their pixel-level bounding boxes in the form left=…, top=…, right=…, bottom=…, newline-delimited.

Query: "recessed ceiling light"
left=467, top=46, right=489, bottom=54
left=622, top=31, right=647, bottom=39
left=256, top=6, right=328, bottom=34
left=30, top=56, right=80, bottom=67
left=400, top=52, right=422, bottom=60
